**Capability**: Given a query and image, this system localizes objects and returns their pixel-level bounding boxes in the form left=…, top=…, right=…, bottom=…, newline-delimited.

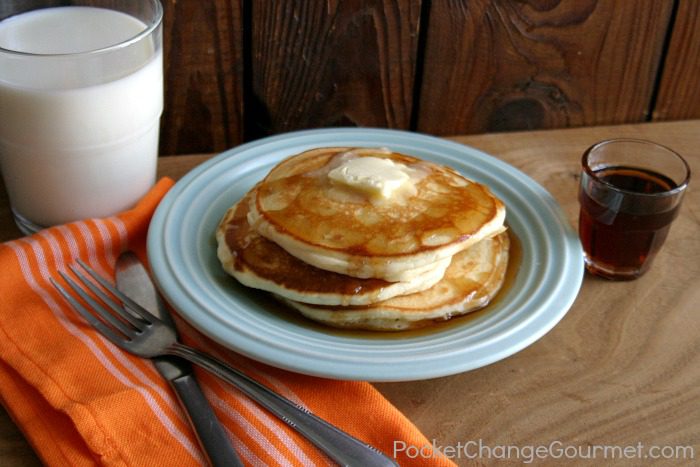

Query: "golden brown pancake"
left=216, top=189, right=451, bottom=306
left=248, top=147, right=506, bottom=281
left=281, top=232, right=510, bottom=331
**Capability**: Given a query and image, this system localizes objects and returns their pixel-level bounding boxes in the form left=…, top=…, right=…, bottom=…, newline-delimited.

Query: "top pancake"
left=248, top=147, right=506, bottom=281
left=216, top=189, right=451, bottom=306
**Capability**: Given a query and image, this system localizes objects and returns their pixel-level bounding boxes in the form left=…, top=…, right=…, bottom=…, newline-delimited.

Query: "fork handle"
left=168, top=344, right=398, bottom=467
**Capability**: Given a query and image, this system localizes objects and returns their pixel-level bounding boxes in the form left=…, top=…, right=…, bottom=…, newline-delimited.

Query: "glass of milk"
left=0, top=1, right=163, bottom=234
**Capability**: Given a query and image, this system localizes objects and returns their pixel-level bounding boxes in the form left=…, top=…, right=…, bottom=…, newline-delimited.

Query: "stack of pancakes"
left=216, top=147, right=509, bottom=331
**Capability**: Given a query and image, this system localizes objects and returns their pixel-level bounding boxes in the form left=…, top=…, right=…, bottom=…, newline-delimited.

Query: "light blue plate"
left=148, top=128, right=584, bottom=381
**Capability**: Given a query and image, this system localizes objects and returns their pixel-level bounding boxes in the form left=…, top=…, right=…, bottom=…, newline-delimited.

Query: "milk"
left=0, top=6, right=163, bottom=227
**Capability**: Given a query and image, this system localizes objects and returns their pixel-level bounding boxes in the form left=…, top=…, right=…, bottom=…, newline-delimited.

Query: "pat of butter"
left=328, top=156, right=412, bottom=199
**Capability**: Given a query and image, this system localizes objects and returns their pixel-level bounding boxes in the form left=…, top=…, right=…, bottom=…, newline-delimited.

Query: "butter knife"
left=116, top=252, right=242, bottom=467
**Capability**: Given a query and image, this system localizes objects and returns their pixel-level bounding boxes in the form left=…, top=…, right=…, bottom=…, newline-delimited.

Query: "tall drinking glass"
left=0, top=1, right=163, bottom=234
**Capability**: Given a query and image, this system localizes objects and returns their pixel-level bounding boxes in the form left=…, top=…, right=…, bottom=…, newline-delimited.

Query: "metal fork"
left=51, top=260, right=397, bottom=467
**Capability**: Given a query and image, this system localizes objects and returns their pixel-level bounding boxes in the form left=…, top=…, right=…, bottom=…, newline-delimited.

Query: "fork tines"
left=50, top=260, right=156, bottom=344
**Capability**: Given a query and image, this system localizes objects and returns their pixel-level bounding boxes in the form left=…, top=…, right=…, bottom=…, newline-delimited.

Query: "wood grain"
left=416, top=0, right=675, bottom=135
left=245, top=0, right=422, bottom=139
left=0, top=408, right=40, bottom=466
left=138, top=0, right=700, bottom=154
left=376, top=121, right=700, bottom=465
left=652, top=0, right=700, bottom=120
left=159, top=0, right=244, bottom=155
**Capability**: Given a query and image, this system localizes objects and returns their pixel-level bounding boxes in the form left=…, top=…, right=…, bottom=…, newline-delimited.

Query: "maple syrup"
left=578, top=166, right=682, bottom=279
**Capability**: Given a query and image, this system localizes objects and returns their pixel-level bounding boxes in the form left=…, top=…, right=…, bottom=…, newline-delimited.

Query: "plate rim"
left=148, top=127, right=584, bottom=381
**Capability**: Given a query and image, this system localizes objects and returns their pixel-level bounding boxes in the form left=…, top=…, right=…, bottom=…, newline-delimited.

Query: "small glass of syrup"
left=578, top=139, right=690, bottom=280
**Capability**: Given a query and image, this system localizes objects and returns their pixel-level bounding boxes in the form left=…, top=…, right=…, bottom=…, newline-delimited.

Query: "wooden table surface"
left=1, top=121, right=698, bottom=465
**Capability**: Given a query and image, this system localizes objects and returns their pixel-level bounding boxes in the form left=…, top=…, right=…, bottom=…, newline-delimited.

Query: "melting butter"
left=328, top=156, right=414, bottom=199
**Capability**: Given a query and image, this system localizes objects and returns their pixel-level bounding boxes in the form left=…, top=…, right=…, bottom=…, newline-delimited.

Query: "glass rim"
left=0, top=0, right=163, bottom=58
left=582, top=138, right=691, bottom=197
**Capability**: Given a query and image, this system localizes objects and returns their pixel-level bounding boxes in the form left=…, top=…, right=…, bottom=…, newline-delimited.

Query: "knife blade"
left=115, top=252, right=242, bottom=467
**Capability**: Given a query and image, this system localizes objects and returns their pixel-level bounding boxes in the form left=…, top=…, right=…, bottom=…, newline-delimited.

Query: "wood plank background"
left=160, top=0, right=697, bottom=155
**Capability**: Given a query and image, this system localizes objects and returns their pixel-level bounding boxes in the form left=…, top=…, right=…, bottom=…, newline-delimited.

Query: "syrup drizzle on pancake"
left=217, top=189, right=451, bottom=306
left=215, top=147, right=511, bottom=331
left=255, top=148, right=501, bottom=256
left=248, top=147, right=506, bottom=281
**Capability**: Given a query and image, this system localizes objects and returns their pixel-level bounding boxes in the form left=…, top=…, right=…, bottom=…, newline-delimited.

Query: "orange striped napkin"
left=0, top=178, right=457, bottom=466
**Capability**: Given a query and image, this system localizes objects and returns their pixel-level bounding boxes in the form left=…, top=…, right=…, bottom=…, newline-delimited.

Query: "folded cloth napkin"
left=0, top=179, right=458, bottom=467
